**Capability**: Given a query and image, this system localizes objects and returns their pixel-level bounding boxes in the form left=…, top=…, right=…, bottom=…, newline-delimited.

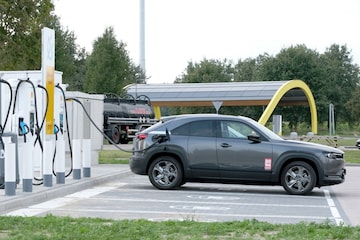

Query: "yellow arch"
left=153, top=106, right=161, bottom=119
left=258, top=80, right=318, bottom=134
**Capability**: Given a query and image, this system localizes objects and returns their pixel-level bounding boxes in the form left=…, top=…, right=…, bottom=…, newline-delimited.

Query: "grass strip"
left=0, top=216, right=359, bottom=240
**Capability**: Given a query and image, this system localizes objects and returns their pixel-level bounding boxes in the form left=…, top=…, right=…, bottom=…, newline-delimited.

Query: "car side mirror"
left=248, top=134, right=261, bottom=143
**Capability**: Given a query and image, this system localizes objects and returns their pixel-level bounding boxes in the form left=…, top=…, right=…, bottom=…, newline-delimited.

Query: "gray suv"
left=130, top=114, right=346, bottom=195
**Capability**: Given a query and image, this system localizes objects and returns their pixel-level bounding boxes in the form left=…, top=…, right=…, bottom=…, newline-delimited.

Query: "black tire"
left=110, top=126, right=121, bottom=144
left=281, top=161, right=316, bottom=195
left=148, top=156, right=183, bottom=190
left=120, top=137, right=129, bottom=144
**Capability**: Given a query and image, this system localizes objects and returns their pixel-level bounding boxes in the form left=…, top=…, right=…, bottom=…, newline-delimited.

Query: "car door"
left=187, top=120, right=219, bottom=179
left=216, top=120, right=273, bottom=182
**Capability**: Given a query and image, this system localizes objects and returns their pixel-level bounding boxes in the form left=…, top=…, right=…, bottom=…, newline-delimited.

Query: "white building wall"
left=64, top=91, right=104, bottom=164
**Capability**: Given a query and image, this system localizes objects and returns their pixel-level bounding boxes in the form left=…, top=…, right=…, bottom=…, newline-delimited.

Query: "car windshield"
left=257, top=123, right=284, bottom=140
left=243, top=117, right=283, bottom=140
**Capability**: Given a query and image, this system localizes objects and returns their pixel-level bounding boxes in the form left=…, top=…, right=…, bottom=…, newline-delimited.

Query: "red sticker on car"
left=264, top=158, right=272, bottom=170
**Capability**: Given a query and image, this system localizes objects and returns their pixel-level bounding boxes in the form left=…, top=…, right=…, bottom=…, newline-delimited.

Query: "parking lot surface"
left=2, top=168, right=357, bottom=226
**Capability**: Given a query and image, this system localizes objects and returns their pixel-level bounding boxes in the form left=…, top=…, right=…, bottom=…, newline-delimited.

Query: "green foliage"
left=84, top=27, right=143, bottom=95
left=345, top=87, right=360, bottom=125
left=175, top=58, right=234, bottom=83
left=49, top=16, right=87, bottom=91
left=175, top=44, right=360, bottom=129
left=0, top=1, right=86, bottom=91
left=320, top=44, right=360, bottom=123
left=0, top=215, right=359, bottom=239
left=234, top=57, right=260, bottom=82
left=0, top=0, right=54, bottom=70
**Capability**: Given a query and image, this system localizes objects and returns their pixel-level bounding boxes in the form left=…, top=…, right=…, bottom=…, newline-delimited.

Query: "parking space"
left=4, top=174, right=345, bottom=225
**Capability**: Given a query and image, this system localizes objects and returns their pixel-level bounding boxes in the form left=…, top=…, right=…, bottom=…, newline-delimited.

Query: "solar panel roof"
left=125, top=81, right=309, bottom=107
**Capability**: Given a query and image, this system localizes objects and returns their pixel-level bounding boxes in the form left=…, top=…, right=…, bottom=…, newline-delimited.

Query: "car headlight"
left=323, top=152, right=343, bottom=160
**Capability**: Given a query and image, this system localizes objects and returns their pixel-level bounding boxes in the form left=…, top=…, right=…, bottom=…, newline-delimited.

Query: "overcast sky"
left=54, top=0, right=360, bottom=84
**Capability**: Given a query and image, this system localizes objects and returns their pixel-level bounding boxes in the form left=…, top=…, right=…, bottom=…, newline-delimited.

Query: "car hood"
left=280, top=139, right=344, bottom=154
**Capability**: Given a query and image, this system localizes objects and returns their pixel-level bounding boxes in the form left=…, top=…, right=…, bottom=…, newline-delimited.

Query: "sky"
left=54, top=0, right=360, bottom=84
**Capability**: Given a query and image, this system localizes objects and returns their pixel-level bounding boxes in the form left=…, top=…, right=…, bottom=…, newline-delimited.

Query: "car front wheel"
left=281, top=161, right=316, bottom=195
left=148, top=156, right=183, bottom=190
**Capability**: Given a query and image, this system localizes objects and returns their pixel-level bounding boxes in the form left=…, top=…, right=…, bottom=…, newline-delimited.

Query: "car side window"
left=171, top=123, right=190, bottom=136
left=219, top=121, right=257, bottom=139
left=190, top=120, right=214, bottom=137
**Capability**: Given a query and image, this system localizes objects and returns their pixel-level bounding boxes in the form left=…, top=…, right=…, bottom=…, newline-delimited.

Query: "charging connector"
left=18, top=118, right=29, bottom=142
left=18, top=118, right=28, bottom=135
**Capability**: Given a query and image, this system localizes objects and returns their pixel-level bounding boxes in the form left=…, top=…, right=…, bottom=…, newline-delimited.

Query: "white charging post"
left=54, top=84, right=66, bottom=184
left=4, top=140, right=16, bottom=196
left=15, top=79, right=37, bottom=192
left=42, top=27, right=55, bottom=187
left=72, top=139, right=81, bottom=179
left=82, top=139, right=91, bottom=177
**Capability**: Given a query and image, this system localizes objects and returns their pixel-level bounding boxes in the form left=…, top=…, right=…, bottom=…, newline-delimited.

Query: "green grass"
left=344, top=150, right=360, bottom=164
left=0, top=215, right=359, bottom=239
left=99, top=150, right=131, bottom=164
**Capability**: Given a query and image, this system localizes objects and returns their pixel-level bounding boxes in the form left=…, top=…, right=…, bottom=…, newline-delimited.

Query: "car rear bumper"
left=322, top=168, right=346, bottom=186
left=129, top=155, right=148, bottom=175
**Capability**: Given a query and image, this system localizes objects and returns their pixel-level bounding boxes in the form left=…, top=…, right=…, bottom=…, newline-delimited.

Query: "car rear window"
left=171, top=123, right=190, bottom=135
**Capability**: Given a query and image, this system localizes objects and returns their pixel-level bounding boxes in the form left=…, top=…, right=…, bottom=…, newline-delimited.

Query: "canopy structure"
left=124, top=80, right=318, bottom=133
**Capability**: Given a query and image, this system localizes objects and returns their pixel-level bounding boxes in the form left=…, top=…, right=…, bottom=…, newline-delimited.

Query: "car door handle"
left=220, top=143, right=232, bottom=148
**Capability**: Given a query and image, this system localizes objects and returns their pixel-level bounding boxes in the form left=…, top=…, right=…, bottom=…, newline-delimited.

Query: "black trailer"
left=103, top=94, right=157, bottom=144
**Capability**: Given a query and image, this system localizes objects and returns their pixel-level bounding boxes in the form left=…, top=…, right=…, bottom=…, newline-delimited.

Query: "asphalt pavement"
left=0, top=164, right=132, bottom=214
left=0, top=161, right=359, bottom=227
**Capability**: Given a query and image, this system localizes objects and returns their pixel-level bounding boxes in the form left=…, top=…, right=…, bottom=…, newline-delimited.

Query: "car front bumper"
left=322, top=168, right=346, bottom=186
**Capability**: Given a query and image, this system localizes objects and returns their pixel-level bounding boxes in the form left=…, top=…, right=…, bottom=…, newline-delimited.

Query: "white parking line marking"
left=89, top=197, right=330, bottom=209
left=3, top=185, right=123, bottom=217
left=41, top=208, right=334, bottom=221
left=187, top=195, right=240, bottom=200
left=170, top=205, right=230, bottom=211
left=323, top=189, right=344, bottom=225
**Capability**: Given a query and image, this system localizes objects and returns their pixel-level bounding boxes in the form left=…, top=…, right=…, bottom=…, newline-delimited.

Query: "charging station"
left=0, top=71, right=63, bottom=194
left=1, top=27, right=103, bottom=196
left=54, top=84, right=67, bottom=184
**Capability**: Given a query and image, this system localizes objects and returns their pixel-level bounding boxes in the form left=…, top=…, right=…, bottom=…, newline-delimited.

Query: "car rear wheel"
left=281, top=161, right=316, bottom=195
left=148, top=156, right=183, bottom=190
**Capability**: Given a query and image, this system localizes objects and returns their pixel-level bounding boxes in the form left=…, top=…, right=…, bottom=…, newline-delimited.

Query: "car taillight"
left=137, top=133, right=148, bottom=140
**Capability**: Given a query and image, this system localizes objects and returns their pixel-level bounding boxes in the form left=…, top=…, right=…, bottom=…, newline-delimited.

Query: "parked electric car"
left=130, top=114, right=346, bottom=195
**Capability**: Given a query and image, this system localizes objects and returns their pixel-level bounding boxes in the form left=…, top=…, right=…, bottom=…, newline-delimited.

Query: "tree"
left=319, top=44, right=360, bottom=123
left=234, top=58, right=259, bottom=82
left=175, top=58, right=234, bottom=83
left=345, top=86, right=360, bottom=124
left=49, top=16, right=87, bottom=91
left=0, top=0, right=54, bottom=69
left=172, top=58, right=236, bottom=115
left=256, top=45, right=324, bottom=131
left=84, top=27, right=143, bottom=94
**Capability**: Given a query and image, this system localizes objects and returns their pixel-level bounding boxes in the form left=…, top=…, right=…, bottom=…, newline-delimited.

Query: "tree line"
left=1, top=1, right=360, bottom=131
left=173, top=45, right=360, bottom=131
